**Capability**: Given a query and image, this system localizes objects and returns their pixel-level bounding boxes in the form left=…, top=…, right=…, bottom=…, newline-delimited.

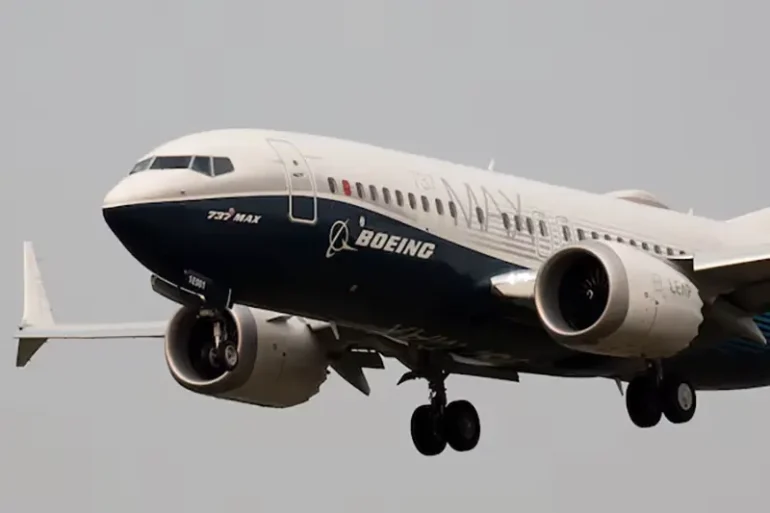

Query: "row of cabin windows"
left=327, top=177, right=687, bottom=257
left=328, top=177, right=487, bottom=224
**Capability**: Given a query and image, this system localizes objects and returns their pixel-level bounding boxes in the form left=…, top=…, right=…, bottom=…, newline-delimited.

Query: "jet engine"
left=534, top=240, right=704, bottom=359
left=164, top=305, right=329, bottom=407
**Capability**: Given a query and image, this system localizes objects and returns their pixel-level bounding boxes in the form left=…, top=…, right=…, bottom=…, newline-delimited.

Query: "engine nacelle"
left=164, top=305, right=329, bottom=408
left=534, top=240, right=704, bottom=359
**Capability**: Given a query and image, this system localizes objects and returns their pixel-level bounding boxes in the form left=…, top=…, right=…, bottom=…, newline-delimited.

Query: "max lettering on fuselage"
left=207, top=208, right=261, bottom=224
left=326, top=219, right=435, bottom=259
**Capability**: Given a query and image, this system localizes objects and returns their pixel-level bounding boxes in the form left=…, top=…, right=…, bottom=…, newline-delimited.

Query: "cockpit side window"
left=191, top=156, right=212, bottom=175
left=151, top=156, right=193, bottom=169
left=212, top=157, right=234, bottom=176
left=130, top=157, right=153, bottom=174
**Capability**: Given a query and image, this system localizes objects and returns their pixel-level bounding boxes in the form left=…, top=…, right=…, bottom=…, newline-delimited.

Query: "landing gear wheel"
left=410, top=405, right=446, bottom=456
left=660, top=378, right=696, bottom=424
left=207, top=346, right=221, bottom=368
left=220, top=341, right=239, bottom=371
left=443, top=400, right=480, bottom=452
left=625, top=376, right=662, bottom=428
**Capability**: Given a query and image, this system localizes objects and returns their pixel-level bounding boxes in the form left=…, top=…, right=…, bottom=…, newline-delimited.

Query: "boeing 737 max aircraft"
left=14, top=129, right=770, bottom=456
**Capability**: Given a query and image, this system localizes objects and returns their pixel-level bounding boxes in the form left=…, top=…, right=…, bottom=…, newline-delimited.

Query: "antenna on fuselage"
left=487, top=158, right=495, bottom=171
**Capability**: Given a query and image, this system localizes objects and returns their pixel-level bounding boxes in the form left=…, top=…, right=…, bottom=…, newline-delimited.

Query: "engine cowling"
left=164, top=305, right=329, bottom=408
left=534, top=240, right=704, bottom=359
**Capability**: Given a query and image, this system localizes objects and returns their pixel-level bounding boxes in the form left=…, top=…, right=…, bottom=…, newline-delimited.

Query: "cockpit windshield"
left=129, top=155, right=235, bottom=177
left=151, top=156, right=192, bottom=169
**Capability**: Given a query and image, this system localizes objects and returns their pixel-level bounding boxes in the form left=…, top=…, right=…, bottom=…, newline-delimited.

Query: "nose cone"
left=102, top=174, right=169, bottom=261
left=103, top=173, right=156, bottom=209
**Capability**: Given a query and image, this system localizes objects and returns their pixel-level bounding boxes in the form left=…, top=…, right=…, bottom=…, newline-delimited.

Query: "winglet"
left=16, top=242, right=53, bottom=367
left=21, top=241, right=54, bottom=327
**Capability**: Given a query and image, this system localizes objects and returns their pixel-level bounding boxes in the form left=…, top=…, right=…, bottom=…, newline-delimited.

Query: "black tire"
left=410, top=405, right=446, bottom=456
left=207, top=346, right=221, bottom=368
left=660, top=378, right=696, bottom=424
left=221, top=341, right=239, bottom=371
left=443, top=400, right=481, bottom=452
left=625, top=376, right=662, bottom=428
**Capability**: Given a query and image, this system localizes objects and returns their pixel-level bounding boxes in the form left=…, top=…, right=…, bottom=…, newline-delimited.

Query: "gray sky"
left=1, top=1, right=769, bottom=511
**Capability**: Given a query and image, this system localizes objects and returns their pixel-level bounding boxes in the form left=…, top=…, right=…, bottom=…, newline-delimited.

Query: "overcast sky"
left=2, top=1, right=770, bottom=512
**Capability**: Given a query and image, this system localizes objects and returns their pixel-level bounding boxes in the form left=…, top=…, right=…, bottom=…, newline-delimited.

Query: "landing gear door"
left=267, top=139, right=318, bottom=224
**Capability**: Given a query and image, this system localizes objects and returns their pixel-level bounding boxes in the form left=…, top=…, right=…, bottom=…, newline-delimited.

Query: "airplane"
left=14, top=128, right=770, bottom=457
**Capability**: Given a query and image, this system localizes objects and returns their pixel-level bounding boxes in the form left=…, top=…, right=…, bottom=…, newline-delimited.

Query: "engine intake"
left=534, top=240, right=704, bottom=359
left=165, top=305, right=329, bottom=407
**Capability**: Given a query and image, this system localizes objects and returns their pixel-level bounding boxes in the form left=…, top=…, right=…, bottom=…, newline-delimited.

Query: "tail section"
left=14, top=242, right=167, bottom=367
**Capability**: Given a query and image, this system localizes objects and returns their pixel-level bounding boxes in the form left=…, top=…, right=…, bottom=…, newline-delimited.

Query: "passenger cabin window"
left=151, top=156, right=192, bottom=169
left=577, top=228, right=585, bottom=240
left=562, top=226, right=571, bottom=241
left=421, top=195, right=430, bottom=212
left=514, top=215, right=522, bottom=232
left=408, top=193, right=417, bottom=209
left=526, top=218, right=534, bottom=234
left=130, top=157, right=153, bottom=174
left=591, top=231, right=599, bottom=239
left=539, top=220, right=548, bottom=237
left=328, top=178, right=337, bottom=194
left=369, top=185, right=378, bottom=202
left=356, top=182, right=365, bottom=198
left=435, top=199, right=444, bottom=215
left=476, top=207, right=484, bottom=225
left=396, top=190, right=404, bottom=207
left=502, top=213, right=511, bottom=231
left=383, top=188, right=392, bottom=204
left=449, top=201, right=457, bottom=218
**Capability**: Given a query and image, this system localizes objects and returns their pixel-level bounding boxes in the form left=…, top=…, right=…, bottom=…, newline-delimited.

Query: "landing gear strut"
left=203, top=310, right=239, bottom=372
left=625, top=364, right=696, bottom=428
left=404, top=370, right=481, bottom=456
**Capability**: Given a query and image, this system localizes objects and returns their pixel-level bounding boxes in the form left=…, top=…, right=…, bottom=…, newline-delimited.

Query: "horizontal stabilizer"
left=14, top=242, right=167, bottom=367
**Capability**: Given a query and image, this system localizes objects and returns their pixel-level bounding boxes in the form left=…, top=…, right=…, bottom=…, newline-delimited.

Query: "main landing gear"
left=401, top=370, right=481, bottom=456
left=625, top=366, right=696, bottom=428
left=201, top=309, right=239, bottom=372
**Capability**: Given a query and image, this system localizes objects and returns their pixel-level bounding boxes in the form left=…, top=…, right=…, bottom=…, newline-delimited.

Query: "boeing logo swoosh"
left=326, top=220, right=358, bottom=258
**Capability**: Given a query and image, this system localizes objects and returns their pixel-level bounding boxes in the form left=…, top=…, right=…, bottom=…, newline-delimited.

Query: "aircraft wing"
left=689, top=243, right=770, bottom=313
left=692, top=244, right=770, bottom=288
left=14, top=242, right=167, bottom=367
